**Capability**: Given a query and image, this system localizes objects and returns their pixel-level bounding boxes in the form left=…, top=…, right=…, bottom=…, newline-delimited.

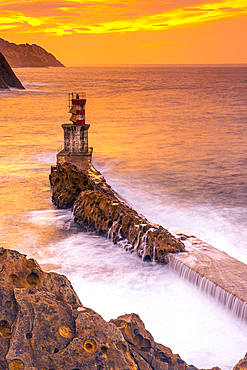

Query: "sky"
left=0, top=0, right=246, bottom=65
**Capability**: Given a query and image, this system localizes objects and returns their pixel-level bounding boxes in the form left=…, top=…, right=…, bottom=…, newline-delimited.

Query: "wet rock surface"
left=1, top=246, right=235, bottom=370
left=50, top=163, right=185, bottom=262
left=0, top=247, right=80, bottom=369
left=111, top=313, right=222, bottom=370
left=233, top=354, right=247, bottom=370
left=73, top=188, right=185, bottom=261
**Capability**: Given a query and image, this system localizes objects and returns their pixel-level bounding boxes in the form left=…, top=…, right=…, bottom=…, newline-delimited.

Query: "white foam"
left=94, top=161, right=247, bottom=265
left=23, top=221, right=247, bottom=370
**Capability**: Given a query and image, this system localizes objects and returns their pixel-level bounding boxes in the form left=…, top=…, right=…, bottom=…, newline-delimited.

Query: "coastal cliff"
left=0, top=52, right=24, bottom=89
left=0, top=38, right=64, bottom=68
left=2, top=246, right=246, bottom=370
left=49, top=162, right=186, bottom=262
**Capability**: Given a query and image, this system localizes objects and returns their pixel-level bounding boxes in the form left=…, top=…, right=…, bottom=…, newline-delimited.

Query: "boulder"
left=49, top=163, right=120, bottom=209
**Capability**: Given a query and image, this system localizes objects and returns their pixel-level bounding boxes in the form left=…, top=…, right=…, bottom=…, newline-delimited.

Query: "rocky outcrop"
left=0, top=247, right=80, bottom=369
left=50, top=163, right=186, bottom=262
left=111, top=313, right=221, bottom=370
left=73, top=189, right=185, bottom=261
left=232, top=353, right=247, bottom=370
left=0, top=52, right=24, bottom=89
left=0, top=246, right=228, bottom=369
left=0, top=38, right=64, bottom=68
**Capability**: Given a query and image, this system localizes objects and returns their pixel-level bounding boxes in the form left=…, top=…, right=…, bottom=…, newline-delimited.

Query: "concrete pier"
left=168, top=228, right=247, bottom=320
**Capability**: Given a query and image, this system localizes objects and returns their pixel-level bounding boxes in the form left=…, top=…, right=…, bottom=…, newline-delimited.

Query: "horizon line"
left=64, top=63, right=247, bottom=67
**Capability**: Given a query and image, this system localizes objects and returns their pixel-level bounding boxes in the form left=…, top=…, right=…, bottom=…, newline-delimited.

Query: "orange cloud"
left=0, top=0, right=246, bottom=37
left=140, top=41, right=171, bottom=48
left=0, top=0, right=246, bottom=65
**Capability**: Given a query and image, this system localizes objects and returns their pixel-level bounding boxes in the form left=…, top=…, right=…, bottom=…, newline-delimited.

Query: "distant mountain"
left=0, top=38, right=65, bottom=68
left=0, top=52, right=25, bottom=89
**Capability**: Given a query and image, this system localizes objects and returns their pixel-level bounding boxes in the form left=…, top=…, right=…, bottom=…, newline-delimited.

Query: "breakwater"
left=50, top=162, right=186, bottom=262
left=50, top=162, right=247, bottom=321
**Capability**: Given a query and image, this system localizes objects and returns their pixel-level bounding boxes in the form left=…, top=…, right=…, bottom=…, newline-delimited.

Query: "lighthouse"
left=56, top=92, right=93, bottom=170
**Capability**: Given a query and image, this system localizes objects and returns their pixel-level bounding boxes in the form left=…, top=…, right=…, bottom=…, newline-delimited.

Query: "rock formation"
left=0, top=52, right=24, bottom=89
left=0, top=38, right=64, bottom=68
left=1, top=246, right=233, bottom=369
left=50, top=162, right=186, bottom=262
left=232, top=354, right=247, bottom=370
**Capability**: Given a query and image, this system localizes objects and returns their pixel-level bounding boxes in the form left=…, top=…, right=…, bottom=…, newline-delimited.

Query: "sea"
left=0, top=65, right=247, bottom=369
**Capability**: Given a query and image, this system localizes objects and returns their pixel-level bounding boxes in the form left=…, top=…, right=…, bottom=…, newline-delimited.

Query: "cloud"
left=154, top=23, right=168, bottom=26
left=75, top=27, right=90, bottom=30
left=0, top=0, right=246, bottom=36
left=219, top=7, right=244, bottom=12
left=140, top=41, right=171, bottom=48
left=182, top=8, right=215, bottom=12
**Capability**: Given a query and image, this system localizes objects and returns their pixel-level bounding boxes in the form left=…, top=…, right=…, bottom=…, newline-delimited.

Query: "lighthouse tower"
left=56, top=92, right=93, bottom=169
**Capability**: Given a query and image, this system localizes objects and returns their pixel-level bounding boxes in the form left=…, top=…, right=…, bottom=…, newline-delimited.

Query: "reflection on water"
left=0, top=66, right=247, bottom=369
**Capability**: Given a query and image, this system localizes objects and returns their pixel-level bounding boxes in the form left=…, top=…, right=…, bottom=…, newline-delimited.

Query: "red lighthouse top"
left=68, top=92, right=86, bottom=125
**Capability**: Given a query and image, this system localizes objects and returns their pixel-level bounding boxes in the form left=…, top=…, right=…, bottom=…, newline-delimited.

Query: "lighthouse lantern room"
left=56, top=92, right=93, bottom=170
left=68, top=92, right=86, bottom=125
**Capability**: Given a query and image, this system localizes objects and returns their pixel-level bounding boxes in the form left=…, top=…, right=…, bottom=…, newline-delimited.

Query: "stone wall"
left=62, top=124, right=90, bottom=153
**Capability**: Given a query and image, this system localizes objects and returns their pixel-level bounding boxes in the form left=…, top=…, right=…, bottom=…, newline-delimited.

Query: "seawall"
left=167, top=229, right=247, bottom=321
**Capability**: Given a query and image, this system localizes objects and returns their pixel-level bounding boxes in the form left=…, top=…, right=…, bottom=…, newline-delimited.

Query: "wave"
left=33, top=151, right=57, bottom=164
left=22, top=81, right=47, bottom=87
left=27, top=209, right=73, bottom=229
left=93, top=159, right=247, bottom=265
left=91, top=80, right=108, bottom=84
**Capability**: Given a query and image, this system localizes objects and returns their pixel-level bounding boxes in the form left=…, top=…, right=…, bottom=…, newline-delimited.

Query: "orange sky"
left=0, top=0, right=246, bottom=65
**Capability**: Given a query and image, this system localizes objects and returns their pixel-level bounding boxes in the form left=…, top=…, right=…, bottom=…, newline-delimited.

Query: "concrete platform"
left=56, top=148, right=93, bottom=171
left=167, top=228, right=247, bottom=320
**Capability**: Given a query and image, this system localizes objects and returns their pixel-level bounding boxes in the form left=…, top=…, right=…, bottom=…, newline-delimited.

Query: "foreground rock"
left=0, top=52, right=24, bottom=89
left=0, top=38, right=64, bottom=68
left=1, top=246, right=230, bottom=369
left=50, top=163, right=185, bottom=262
left=233, top=354, right=247, bottom=370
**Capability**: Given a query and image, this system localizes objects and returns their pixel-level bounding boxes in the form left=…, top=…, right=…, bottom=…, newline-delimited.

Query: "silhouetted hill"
left=0, top=52, right=24, bottom=89
left=0, top=38, right=64, bottom=68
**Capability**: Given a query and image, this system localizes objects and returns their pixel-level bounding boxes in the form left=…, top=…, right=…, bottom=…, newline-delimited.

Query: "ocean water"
left=0, top=65, right=247, bottom=369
